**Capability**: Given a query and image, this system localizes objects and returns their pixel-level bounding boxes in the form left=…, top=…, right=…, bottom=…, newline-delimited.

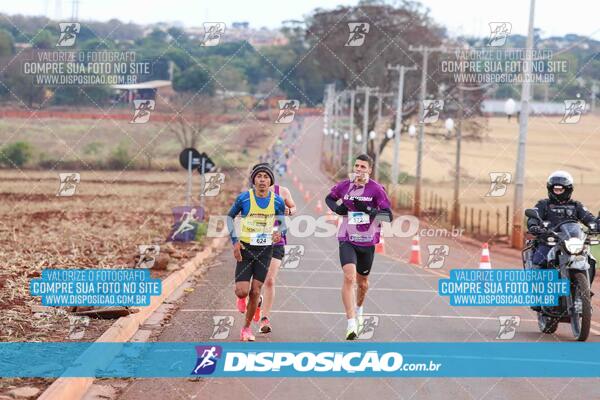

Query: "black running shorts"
left=339, top=241, right=375, bottom=276
left=235, top=242, right=273, bottom=283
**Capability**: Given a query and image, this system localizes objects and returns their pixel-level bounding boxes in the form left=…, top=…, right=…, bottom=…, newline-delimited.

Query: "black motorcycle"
left=522, top=208, right=599, bottom=341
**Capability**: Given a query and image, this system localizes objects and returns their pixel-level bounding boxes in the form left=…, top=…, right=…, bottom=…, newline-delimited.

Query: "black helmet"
left=547, top=170, right=573, bottom=203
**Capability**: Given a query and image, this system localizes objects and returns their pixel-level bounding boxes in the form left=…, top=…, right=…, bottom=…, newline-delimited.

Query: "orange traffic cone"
left=298, top=183, right=304, bottom=193
left=479, top=243, right=492, bottom=269
left=315, top=199, right=323, bottom=213
left=304, top=190, right=311, bottom=202
left=293, top=175, right=298, bottom=186
left=409, top=235, right=422, bottom=265
left=375, top=237, right=385, bottom=254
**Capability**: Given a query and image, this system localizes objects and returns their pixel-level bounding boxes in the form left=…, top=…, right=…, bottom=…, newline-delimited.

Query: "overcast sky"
left=1, top=0, right=598, bottom=39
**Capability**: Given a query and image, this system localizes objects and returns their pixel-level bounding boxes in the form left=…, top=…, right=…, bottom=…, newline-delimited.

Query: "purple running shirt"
left=273, top=185, right=287, bottom=246
left=328, top=179, right=391, bottom=246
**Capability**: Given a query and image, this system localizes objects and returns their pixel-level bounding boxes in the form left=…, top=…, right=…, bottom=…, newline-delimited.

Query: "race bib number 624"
left=250, top=233, right=272, bottom=246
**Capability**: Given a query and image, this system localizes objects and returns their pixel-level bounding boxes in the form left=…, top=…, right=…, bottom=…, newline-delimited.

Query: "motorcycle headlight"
left=565, top=238, right=584, bottom=254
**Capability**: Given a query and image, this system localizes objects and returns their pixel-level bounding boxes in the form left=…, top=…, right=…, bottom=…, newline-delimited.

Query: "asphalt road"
left=114, top=116, right=600, bottom=400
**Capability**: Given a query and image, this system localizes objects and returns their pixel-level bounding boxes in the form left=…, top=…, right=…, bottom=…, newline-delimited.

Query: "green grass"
left=0, top=117, right=271, bottom=170
left=591, top=245, right=600, bottom=261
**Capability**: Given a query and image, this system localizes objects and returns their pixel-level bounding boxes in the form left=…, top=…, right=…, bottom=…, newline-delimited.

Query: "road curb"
left=37, top=236, right=229, bottom=400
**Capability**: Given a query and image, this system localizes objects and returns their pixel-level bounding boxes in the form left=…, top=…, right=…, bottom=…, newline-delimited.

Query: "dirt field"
left=0, top=115, right=283, bottom=394
left=381, top=115, right=600, bottom=216
left=0, top=170, right=241, bottom=340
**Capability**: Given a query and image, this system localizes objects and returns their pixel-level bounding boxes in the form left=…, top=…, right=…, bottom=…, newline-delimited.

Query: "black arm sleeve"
left=576, top=201, right=597, bottom=226
left=326, top=194, right=348, bottom=216
left=325, top=194, right=339, bottom=212
left=527, top=200, right=547, bottom=230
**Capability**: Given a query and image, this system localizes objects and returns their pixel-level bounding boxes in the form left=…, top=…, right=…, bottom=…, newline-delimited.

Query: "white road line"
left=180, top=308, right=538, bottom=322
left=280, top=269, right=437, bottom=277
left=197, top=284, right=436, bottom=293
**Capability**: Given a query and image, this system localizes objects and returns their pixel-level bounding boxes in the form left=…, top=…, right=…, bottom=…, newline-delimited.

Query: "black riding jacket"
left=527, top=198, right=596, bottom=231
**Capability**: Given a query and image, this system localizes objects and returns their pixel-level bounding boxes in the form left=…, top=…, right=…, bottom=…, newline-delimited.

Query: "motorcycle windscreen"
left=556, top=222, right=585, bottom=241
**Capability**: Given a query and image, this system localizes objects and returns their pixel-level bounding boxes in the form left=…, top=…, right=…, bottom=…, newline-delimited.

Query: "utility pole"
left=388, top=63, right=417, bottom=196
left=375, top=91, right=394, bottom=120
left=321, top=85, right=330, bottom=168
left=409, top=45, right=446, bottom=216
left=347, top=90, right=356, bottom=174
left=372, top=91, right=393, bottom=181
left=592, top=82, right=598, bottom=114
left=361, top=86, right=370, bottom=154
left=334, top=93, right=341, bottom=168
left=511, top=0, right=536, bottom=248
left=452, top=87, right=464, bottom=228
left=325, top=84, right=336, bottom=169
left=336, top=93, right=345, bottom=169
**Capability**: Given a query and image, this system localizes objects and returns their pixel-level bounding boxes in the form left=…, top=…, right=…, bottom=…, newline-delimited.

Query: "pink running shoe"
left=236, top=297, right=246, bottom=314
left=240, top=327, right=255, bottom=342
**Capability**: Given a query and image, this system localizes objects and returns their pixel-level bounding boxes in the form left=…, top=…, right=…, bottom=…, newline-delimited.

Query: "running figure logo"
left=130, top=100, right=155, bottom=124
left=168, top=206, right=204, bottom=242
left=66, top=315, right=90, bottom=340
left=487, top=22, right=511, bottom=47
left=192, top=345, right=222, bottom=375
left=358, top=315, right=379, bottom=339
left=281, top=245, right=305, bottom=269
left=426, top=245, right=449, bottom=269
left=345, top=22, right=370, bottom=47
left=210, top=316, right=234, bottom=339
left=201, top=173, right=225, bottom=197
left=486, top=172, right=512, bottom=197
left=57, top=22, right=80, bottom=47
left=136, top=245, right=160, bottom=269
left=560, top=99, right=586, bottom=124
left=421, top=100, right=444, bottom=124
left=201, top=23, right=226, bottom=46
left=275, top=100, right=299, bottom=124
left=57, top=172, right=80, bottom=196
left=496, top=316, right=520, bottom=340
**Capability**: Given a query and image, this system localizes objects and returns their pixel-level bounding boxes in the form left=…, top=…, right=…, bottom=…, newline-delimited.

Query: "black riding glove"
left=529, top=225, right=547, bottom=235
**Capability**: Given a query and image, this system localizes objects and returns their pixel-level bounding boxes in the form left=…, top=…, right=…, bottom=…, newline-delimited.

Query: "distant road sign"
left=179, top=148, right=202, bottom=170
left=198, top=152, right=215, bottom=172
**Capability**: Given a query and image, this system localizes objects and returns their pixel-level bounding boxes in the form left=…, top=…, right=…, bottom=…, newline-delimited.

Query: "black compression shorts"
left=339, top=241, right=375, bottom=276
left=235, top=242, right=272, bottom=283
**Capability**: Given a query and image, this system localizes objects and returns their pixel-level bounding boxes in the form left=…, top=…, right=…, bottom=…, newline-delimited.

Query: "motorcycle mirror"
left=525, top=208, right=541, bottom=221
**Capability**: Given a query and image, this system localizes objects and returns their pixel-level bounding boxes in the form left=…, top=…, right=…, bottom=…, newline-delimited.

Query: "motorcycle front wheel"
left=537, top=312, right=559, bottom=334
left=570, top=271, right=592, bottom=341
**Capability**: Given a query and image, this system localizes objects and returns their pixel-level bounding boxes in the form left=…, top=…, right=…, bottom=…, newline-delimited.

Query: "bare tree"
left=305, top=2, right=486, bottom=174
left=169, top=94, right=215, bottom=149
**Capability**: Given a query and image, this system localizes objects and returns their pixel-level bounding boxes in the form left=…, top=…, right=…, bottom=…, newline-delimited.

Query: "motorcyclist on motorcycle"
left=527, top=170, right=598, bottom=273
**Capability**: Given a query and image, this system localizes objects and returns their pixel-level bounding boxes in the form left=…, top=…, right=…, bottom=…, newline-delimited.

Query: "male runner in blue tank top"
left=227, top=164, right=286, bottom=341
